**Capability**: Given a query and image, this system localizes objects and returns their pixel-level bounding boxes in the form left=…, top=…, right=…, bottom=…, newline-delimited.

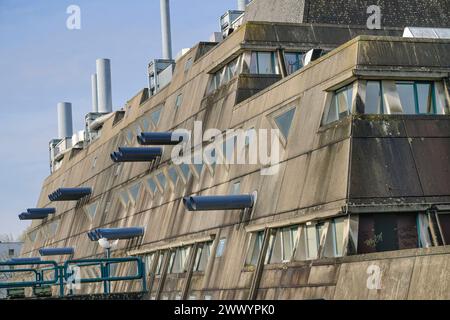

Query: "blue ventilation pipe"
left=48, top=188, right=92, bottom=201
left=87, top=231, right=100, bottom=241
left=96, top=227, right=144, bottom=240
left=88, top=227, right=144, bottom=240
left=19, top=208, right=56, bottom=220
left=183, top=195, right=255, bottom=211
left=137, top=132, right=183, bottom=145
left=39, top=247, right=75, bottom=256
left=110, top=147, right=162, bottom=163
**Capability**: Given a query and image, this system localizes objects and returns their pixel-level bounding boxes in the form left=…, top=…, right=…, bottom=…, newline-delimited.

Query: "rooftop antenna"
left=57, top=102, right=73, bottom=139
left=96, top=58, right=113, bottom=113
left=160, top=0, right=172, bottom=59
left=91, top=74, right=98, bottom=113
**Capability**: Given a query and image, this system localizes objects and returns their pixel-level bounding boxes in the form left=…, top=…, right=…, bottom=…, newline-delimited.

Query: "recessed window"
left=125, top=128, right=135, bottom=144
left=47, top=220, right=59, bottom=238
left=295, top=223, right=326, bottom=261
left=184, top=57, right=193, bottom=72
left=141, top=117, right=151, bottom=132
left=207, top=56, right=241, bottom=94
left=169, top=246, right=191, bottom=274
left=175, top=94, right=183, bottom=110
left=216, top=238, right=227, bottom=257
left=266, top=226, right=298, bottom=264
left=193, top=163, right=204, bottom=177
left=151, top=108, right=162, bottom=127
left=396, top=81, right=437, bottom=114
left=156, top=172, right=167, bottom=190
left=167, top=167, right=179, bottom=185
left=284, top=52, right=304, bottom=75
left=129, top=182, right=141, bottom=203
left=85, top=202, right=99, bottom=221
left=179, top=163, right=191, bottom=181
left=250, top=52, right=278, bottom=74
left=155, top=253, right=164, bottom=275
left=146, top=177, right=158, bottom=194
left=323, top=83, right=354, bottom=125
left=273, top=108, right=296, bottom=140
left=8, top=249, right=14, bottom=256
left=357, top=213, right=419, bottom=254
left=193, top=242, right=212, bottom=272
left=438, top=212, right=450, bottom=244
left=92, top=157, right=98, bottom=169
left=365, top=81, right=384, bottom=114
left=246, top=231, right=264, bottom=266
left=119, top=189, right=131, bottom=207
left=28, top=230, right=38, bottom=242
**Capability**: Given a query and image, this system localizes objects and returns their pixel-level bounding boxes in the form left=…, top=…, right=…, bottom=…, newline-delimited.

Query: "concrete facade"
left=11, top=0, right=450, bottom=300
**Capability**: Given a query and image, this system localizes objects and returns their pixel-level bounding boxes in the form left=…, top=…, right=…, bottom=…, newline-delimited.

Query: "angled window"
left=396, top=81, right=437, bottom=114
left=135, top=123, right=143, bottom=137
left=175, top=94, right=183, bottom=110
left=125, top=128, right=135, bottom=145
left=323, top=83, right=354, bottom=125
left=332, top=218, right=346, bottom=257
left=266, top=226, right=298, bottom=264
left=216, top=238, right=227, bottom=257
left=151, top=108, right=162, bottom=127
left=295, top=222, right=326, bottom=261
left=85, top=201, right=99, bottom=221
left=193, top=242, right=212, bottom=272
left=167, top=166, right=179, bottom=186
left=193, top=163, right=204, bottom=178
left=47, top=219, right=59, bottom=238
left=140, top=116, right=151, bottom=132
left=184, top=57, right=193, bottom=72
left=169, top=246, right=191, bottom=274
left=365, top=81, right=384, bottom=114
left=284, top=52, right=304, bottom=75
left=179, top=163, right=192, bottom=181
left=273, top=107, right=296, bottom=141
left=119, top=189, right=131, bottom=208
left=227, top=56, right=241, bottom=79
left=245, top=231, right=264, bottom=266
left=146, top=177, right=158, bottom=195
left=250, top=52, right=278, bottom=74
left=28, top=229, right=39, bottom=242
left=155, top=253, right=164, bottom=275
left=128, top=182, right=141, bottom=204
left=156, top=172, right=167, bottom=191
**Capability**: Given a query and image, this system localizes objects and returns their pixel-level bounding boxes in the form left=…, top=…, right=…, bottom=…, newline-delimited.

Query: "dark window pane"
left=438, top=213, right=450, bottom=244
left=285, top=53, right=303, bottom=75
left=250, top=52, right=258, bottom=73
left=357, top=213, right=418, bottom=254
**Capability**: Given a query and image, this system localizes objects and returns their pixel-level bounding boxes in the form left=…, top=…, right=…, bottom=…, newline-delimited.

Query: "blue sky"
left=0, top=0, right=236, bottom=239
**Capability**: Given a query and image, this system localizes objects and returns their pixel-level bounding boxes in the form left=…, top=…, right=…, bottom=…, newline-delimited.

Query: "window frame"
left=396, top=80, right=437, bottom=115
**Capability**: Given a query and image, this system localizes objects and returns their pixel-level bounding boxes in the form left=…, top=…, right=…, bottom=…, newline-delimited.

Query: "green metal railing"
left=0, top=257, right=147, bottom=299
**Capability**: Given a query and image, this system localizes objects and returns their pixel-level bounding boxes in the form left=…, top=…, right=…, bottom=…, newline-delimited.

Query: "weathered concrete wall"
left=245, top=0, right=450, bottom=28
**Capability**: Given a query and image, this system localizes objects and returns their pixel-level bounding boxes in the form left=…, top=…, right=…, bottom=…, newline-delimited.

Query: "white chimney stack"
left=57, top=102, right=73, bottom=139
left=91, top=73, right=99, bottom=113
left=96, top=58, right=113, bottom=113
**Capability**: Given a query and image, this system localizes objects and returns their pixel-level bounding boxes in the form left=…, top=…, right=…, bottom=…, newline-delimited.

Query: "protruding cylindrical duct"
left=57, top=102, right=73, bottom=139
left=237, top=0, right=248, bottom=11
left=160, top=0, right=172, bottom=59
left=96, top=59, right=113, bottom=113
left=91, top=73, right=99, bottom=112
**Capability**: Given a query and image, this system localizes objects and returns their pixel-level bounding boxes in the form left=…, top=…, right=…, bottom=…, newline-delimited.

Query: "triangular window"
left=274, top=108, right=295, bottom=140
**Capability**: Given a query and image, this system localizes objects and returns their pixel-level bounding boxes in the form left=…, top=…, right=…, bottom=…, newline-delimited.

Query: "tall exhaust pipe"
left=57, top=102, right=73, bottom=139
left=238, top=0, right=248, bottom=11
left=96, top=58, right=113, bottom=113
left=160, top=0, right=172, bottom=59
left=91, top=73, right=98, bottom=113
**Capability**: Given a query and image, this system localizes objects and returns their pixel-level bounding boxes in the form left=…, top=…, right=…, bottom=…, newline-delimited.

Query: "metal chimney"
left=91, top=73, right=99, bottom=113
left=57, top=102, right=73, bottom=139
left=238, top=0, right=248, bottom=11
left=96, top=59, right=113, bottom=113
left=160, top=0, right=172, bottom=59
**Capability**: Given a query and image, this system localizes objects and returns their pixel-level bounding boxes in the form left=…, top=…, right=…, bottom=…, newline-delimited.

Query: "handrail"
left=63, top=257, right=147, bottom=294
left=0, top=260, right=59, bottom=289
